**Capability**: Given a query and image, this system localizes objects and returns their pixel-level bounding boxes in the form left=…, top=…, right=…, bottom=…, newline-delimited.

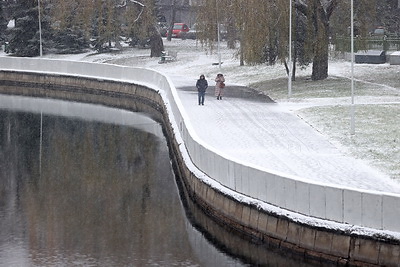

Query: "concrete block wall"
left=1, top=57, right=400, bottom=233
left=389, top=51, right=400, bottom=65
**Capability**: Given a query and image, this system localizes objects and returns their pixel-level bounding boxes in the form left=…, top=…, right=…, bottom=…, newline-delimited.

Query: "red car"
left=167, top=23, right=189, bottom=38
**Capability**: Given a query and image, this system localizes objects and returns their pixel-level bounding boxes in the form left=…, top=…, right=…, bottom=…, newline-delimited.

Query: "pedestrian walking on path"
left=214, top=73, right=225, bottom=100
left=196, top=74, right=208, bottom=105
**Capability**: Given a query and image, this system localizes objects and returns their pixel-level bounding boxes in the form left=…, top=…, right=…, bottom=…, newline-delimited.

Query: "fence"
left=334, top=35, right=400, bottom=52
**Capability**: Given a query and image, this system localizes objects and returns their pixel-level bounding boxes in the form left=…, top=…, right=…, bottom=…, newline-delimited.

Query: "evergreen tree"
left=52, top=25, right=89, bottom=54
left=50, top=0, right=90, bottom=54
left=49, top=0, right=162, bottom=56
left=0, top=1, right=9, bottom=44
left=91, top=0, right=117, bottom=52
left=8, top=0, right=51, bottom=57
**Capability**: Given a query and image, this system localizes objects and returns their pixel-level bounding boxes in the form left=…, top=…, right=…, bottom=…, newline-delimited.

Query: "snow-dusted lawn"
left=249, top=61, right=400, bottom=181
left=297, top=104, right=399, bottom=180
left=37, top=38, right=399, bottom=183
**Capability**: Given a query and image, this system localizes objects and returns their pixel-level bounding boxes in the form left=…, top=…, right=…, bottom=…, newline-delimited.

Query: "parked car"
left=167, top=23, right=189, bottom=38
left=181, top=24, right=197, bottom=40
left=181, top=24, right=228, bottom=41
left=372, top=27, right=385, bottom=36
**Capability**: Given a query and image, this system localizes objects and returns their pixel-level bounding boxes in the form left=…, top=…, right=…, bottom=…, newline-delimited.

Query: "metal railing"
left=334, top=35, right=400, bottom=52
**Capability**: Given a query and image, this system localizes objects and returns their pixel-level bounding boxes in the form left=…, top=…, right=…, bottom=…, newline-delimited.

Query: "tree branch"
left=117, top=0, right=145, bottom=23
left=326, top=0, right=339, bottom=19
left=117, top=0, right=145, bottom=8
left=294, top=0, right=308, bottom=16
left=295, top=0, right=338, bottom=19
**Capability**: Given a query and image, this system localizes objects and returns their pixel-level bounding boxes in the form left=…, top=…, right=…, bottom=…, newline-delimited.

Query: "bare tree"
left=294, top=0, right=338, bottom=80
left=167, top=0, right=177, bottom=41
left=197, top=0, right=342, bottom=81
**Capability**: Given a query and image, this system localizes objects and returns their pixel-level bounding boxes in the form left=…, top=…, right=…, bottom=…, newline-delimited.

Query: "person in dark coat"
left=196, top=74, right=208, bottom=105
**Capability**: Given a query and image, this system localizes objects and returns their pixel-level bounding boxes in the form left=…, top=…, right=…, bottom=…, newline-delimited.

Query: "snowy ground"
left=16, top=38, right=400, bottom=193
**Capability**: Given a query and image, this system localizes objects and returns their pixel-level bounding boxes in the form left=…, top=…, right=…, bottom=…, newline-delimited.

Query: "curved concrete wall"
left=1, top=57, right=400, bottom=234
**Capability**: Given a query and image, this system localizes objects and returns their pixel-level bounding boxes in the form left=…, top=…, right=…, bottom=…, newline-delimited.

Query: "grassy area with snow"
left=251, top=64, right=400, bottom=181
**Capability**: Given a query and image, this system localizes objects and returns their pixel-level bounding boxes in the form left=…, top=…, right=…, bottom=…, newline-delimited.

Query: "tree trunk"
left=312, top=23, right=330, bottom=80
left=292, top=55, right=297, bottom=81
left=311, top=35, right=329, bottom=80
left=226, top=18, right=236, bottom=49
left=311, top=2, right=330, bottom=81
left=284, top=60, right=289, bottom=75
left=240, top=40, right=244, bottom=66
left=150, top=26, right=164, bottom=57
left=296, top=0, right=338, bottom=81
left=167, top=0, right=177, bottom=41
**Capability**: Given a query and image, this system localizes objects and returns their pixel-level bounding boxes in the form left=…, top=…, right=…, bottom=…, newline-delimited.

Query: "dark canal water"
left=0, top=95, right=318, bottom=267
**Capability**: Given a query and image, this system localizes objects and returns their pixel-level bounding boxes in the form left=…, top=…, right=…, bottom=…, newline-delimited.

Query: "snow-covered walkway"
left=171, top=81, right=400, bottom=195
left=40, top=40, right=399, bottom=196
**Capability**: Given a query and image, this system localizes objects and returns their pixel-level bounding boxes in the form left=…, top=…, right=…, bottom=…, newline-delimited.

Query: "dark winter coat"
left=196, top=78, right=208, bottom=93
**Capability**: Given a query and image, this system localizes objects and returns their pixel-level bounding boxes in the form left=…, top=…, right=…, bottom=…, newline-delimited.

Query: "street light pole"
left=38, top=0, right=43, bottom=57
left=350, top=0, right=355, bottom=135
left=217, top=23, right=221, bottom=69
left=216, top=0, right=221, bottom=69
left=288, top=0, right=292, bottom=98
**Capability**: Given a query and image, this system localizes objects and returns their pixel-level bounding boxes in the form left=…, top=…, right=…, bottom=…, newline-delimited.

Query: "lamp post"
left=38, top=0, right=43, bottom=176
left=288, top=0, right=292, bottom=98
left=217, top=23, right=221, bottom=69
left=350, top=0, right=355, bottom=135
left=40, top=111, right=43, bottom=176
left=216, top=0, right=221, bottom=69
left=38, top=0, right=43, bottom=57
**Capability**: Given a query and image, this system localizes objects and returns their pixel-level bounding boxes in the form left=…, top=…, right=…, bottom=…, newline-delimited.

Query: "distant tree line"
left=197, top=0, right=400, bottom=80
left=0, top=0, right=164, bottom=57
left=1, top=0, right=399, bottom=80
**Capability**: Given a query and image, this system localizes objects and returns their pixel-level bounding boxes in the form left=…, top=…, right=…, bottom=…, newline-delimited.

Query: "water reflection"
left=0, top=95, right=322, bottom=267
left=0, top=96, right=246, bottom=266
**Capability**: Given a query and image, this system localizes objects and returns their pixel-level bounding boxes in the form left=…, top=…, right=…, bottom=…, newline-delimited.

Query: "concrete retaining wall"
left=355, top=50, right=386, bottom=64
left=2, top=57, right=400, bottom=232
left=389, top=51, right=400, bottom=65
left=1, top=57, right=399, bottom=265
